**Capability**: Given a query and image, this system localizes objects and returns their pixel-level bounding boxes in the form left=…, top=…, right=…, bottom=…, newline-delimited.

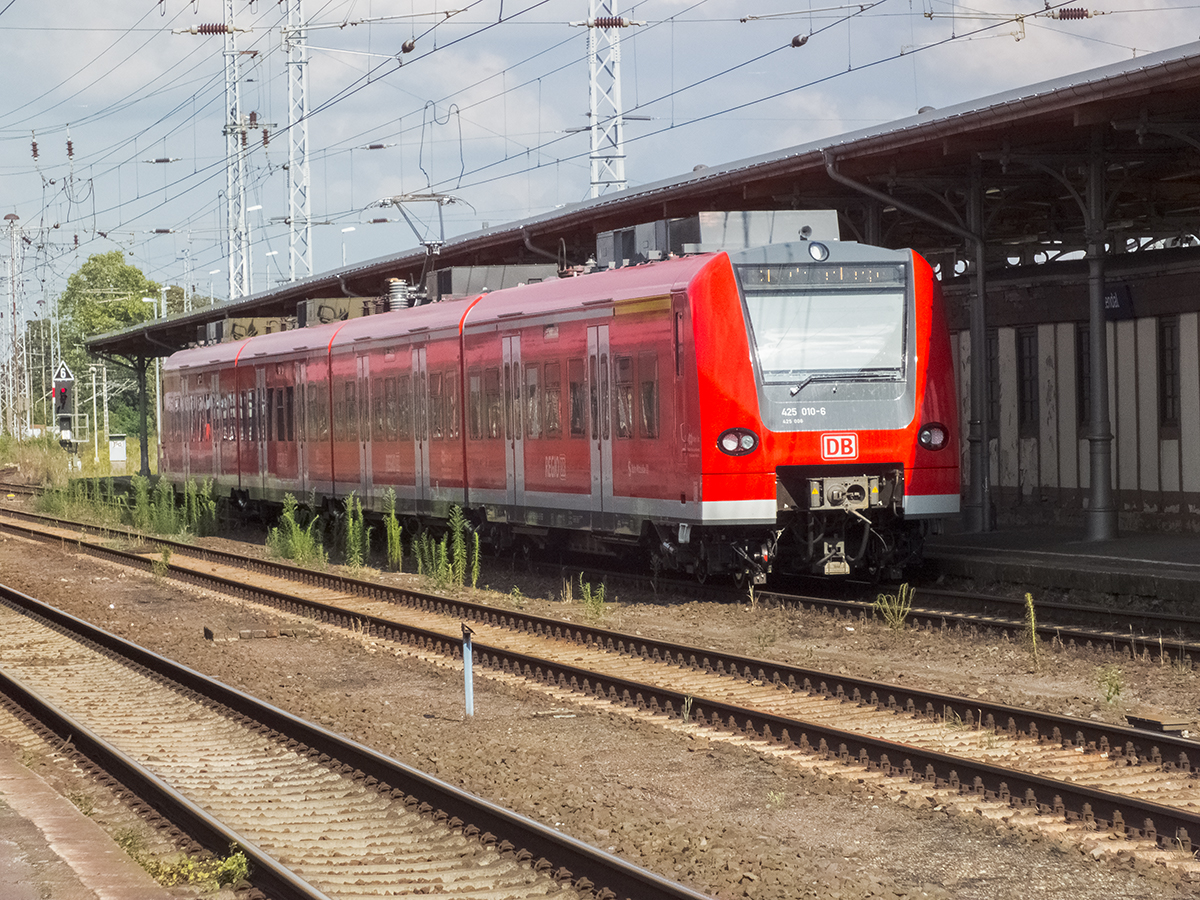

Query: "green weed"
left=1024, top=592, right=1040, bottom=670
left=873, top=583, right=914, bottom=631
left=1097, top=664, right=1124, bottom=704
left=382, top=488, right=403, bottom=572
left=579, top=574, right=606, bottom=619
left=266, top=494, right=327, bottom=567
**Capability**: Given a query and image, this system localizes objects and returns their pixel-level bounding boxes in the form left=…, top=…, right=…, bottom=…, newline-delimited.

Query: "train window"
left=638, top=351, right=659, bottom=438
left=674, top=311, right=684, bottom=377
left=430, top=373, right=444, bottom=440
left=504, top=364, right=522, bottom=441
left=615, top=356, right=634, bottom=439
left=286, top=386, right=295, bottom=442
left=600, top=352, right=610, bottom=441
left=398, top=375, right=412, bottom=440
left=446, top=372, right=460, bottom=439
left=242, top=391, right=250, bottom=442
left=333, top=385, right=345, bottom=442
left=373, top=378, right=385, bottom=440
left=415, top=372, right=427, bottom=441
left=485, top=367, right=502, bottom=439
left=1016, top=327, right=1038, bottom=439
left=384, top=377, right=398, bottom=440
left=359, top=381, right=370, bottom=442
left=346, top=382, right=358, bottom=442
left=544, top=362, right=561, bottom=437
left=568, top=359, right=586, bottom=438
left=468, top=369, right=482, bottom=440
left=588, top=355, right=599, bottom=440
left=266, top=388, right=275, bottom=442
left=525, top=364, right=540, bottom=439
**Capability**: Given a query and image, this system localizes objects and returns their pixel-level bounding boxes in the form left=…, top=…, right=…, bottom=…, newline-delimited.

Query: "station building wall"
left=945, top=249, right=1200, bottom=532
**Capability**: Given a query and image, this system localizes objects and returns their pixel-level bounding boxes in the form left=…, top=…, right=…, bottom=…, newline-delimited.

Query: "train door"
left=586, top=324, right=613, bottom=514
left=295, top=361, right=309, bottom=496
left=412, top=346, right=430, bottom=507
left=357, top=354, right=373, bottom=501
left=180, top=376, right=192, bottom=482
left=255, top=367, right=268, bottom=494
left=502, top=335, right=524, bottom=508
left=212, top=372, right=223, bottom=478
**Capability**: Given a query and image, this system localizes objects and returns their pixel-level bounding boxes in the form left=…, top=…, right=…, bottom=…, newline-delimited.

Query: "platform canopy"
left=89, top=41, right=1200, bottom=359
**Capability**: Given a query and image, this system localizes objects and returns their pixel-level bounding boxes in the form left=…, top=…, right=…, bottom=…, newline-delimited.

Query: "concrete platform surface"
left=0, top=749, right=174, bottom=900
left=927, top=526, right=1200, bottom=597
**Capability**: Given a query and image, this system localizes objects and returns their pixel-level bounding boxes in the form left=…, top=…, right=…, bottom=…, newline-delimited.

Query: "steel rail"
left=0, top=582, right=712, bottom=900
left=7, top=518, right=1200, bottom=856
left=0, top=663, right=337, bottom=900
left=3, top=512, right=1199, bottom=772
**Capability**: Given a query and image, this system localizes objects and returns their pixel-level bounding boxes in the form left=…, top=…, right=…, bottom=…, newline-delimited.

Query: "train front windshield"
left=736, top=262, right=908, bottom=384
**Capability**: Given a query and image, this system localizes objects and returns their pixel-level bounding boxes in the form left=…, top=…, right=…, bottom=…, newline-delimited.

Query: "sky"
left=2, top=0, right=1199, bottom=320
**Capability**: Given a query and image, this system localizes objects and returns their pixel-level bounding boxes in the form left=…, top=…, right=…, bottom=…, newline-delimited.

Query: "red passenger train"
left=161, top=238, right=959, bottom=580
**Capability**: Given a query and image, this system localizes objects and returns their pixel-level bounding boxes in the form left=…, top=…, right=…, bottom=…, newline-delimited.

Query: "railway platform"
left=926, top=526, right=1200, bottom=600
left=0, top=748, right=172, bottom=900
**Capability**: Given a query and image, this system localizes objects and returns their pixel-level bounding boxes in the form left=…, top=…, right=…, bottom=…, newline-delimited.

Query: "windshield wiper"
left=789, top=370, right=902, bottom=395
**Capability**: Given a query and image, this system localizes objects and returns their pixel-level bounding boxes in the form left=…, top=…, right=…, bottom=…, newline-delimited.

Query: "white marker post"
left=462, top=623, right=475, bottom=716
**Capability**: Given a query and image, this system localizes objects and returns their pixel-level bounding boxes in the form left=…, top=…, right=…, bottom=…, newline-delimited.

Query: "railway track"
left=4, top=511, right=1200, bottom=869
left=1, top=503, right=1198, bottom=665
left=0, top=581, right=711, bottom=900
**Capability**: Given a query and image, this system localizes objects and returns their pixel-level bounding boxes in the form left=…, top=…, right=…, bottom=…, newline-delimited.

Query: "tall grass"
left=342, top=492, right=371, bottom=569
left=382, top=487, right=403, bottom=572
left=266, top=494, right=326, bottom=566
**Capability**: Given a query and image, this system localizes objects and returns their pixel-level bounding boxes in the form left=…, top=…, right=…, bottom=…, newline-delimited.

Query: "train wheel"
left=694, top=556, right=709, bottom=584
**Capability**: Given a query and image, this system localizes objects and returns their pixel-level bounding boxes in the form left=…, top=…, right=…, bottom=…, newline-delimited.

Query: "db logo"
left=821, top=433, right=858, bottom=460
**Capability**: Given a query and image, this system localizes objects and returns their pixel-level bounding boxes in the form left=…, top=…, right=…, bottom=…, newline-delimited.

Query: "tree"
left=54, top=252, right=161, bottom=438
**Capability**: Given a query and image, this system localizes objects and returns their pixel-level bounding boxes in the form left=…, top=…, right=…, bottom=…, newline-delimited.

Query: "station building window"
left=1160, top=315, right=1181, bottom=437
left=1016, top=327, right=1038, bottom=438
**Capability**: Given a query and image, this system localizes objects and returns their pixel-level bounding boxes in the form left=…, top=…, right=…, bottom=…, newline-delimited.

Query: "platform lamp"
left=264, top=250, right=278, bottom=290
left=142, top=296, right=163, bottom=449
left=342, top=226, right=355, bottom=266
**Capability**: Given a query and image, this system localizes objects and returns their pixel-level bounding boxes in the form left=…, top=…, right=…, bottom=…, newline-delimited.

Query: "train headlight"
left=918, top=422, right=949, bottom=451
left=807, top=241, right=830, bottom=261
left=718, top=428, right=759, bottom=456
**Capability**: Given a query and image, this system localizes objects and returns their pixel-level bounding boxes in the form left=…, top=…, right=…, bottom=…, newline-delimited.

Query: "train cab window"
left=446, top=372, right=460, bottom=439
left=468, top=369, right=483, bottom=440
left=544, top=362, right=562, bottom=437
left=614, top=356, right=634, bottom=439
left=568, top=359, right=586, bottom=438
left=638, top=351, right=659, bottom=439
left=285, top=386, right=295, bottom=442
left=398, top=375, right=413, bottom=440
left=429, top=373, right=444, bottom=440
left=484, top=368, right=502, bottom=439
left=384, top=377, right=398, bottom=440
left=525, top=364, right=540, bottom=439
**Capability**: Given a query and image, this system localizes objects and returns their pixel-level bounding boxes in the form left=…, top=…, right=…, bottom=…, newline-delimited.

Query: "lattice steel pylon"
left=283, top=0, right=312, bottom=282
left=223, top=0, right=249, bottom=299
left=575, top=3, right=642, bottom=199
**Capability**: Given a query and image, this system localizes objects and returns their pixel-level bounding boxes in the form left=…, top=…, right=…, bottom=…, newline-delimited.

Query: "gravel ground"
left=1, top=522, right=1198, bottom=900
